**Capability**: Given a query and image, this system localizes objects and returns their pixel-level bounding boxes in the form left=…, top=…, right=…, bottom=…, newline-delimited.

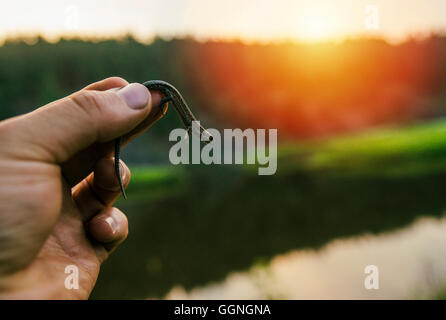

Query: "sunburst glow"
left=1, top=0, right=446, bottom=44
left=298, top=16, right=333, bottom=42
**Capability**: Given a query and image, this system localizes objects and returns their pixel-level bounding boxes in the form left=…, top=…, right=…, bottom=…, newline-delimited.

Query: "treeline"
left=2, top=36, right=446, bottom=141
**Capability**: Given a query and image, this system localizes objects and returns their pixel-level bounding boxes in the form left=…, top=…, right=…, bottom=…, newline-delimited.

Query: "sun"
left=298, top=16, right=332, bottom=42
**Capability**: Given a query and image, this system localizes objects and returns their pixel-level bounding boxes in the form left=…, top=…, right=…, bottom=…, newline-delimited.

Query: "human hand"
left=0, top=77, right=165, bottom=299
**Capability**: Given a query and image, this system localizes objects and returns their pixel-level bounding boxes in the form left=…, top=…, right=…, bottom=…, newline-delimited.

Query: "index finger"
left=61, top=78, right=165, bottom=187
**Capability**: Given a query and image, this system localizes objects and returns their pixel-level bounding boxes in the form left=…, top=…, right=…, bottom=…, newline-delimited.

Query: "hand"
left=0, top=77, right=164, bottom=299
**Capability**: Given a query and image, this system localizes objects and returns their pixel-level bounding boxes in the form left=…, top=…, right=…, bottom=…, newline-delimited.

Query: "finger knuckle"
left=0, top=120, right=12, bottom=142
left=70, top=90, right=105, bottom=119
left=71, top=90, right=124, bottom=132
left=0, top=117, right=27, bottom=153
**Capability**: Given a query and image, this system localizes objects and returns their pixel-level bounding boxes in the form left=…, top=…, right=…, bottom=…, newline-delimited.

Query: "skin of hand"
left=0, top=77, right=165, bottom=299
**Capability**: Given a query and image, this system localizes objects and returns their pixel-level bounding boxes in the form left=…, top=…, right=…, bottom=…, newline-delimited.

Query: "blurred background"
left=2, top=0, right=446, bottom=299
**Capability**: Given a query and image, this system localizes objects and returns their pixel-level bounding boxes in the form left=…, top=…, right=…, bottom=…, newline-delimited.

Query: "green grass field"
left=91, top=119, right=446, bottom=299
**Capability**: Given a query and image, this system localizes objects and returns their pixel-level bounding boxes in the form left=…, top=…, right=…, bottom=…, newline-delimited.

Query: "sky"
left=2, top=0, right=446, bottom=44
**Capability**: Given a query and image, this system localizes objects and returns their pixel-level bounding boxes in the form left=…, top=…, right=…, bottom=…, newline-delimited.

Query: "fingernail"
left=117, top=83, right=150, bottom=110
left=119, top=161, right=127, bottom=182
left=105, top=217, right=117, bottom=235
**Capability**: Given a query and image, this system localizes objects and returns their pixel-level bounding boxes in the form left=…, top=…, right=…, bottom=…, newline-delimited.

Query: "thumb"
left=0, top=83, right=152, bottom=163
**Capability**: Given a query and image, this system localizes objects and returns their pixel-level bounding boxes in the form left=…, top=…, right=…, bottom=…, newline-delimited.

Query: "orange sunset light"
left=1, top=0, right=446, bottom=44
